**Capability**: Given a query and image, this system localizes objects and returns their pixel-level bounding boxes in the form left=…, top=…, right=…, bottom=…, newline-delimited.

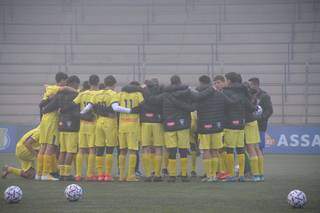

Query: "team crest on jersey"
left=67, top=121, right=72, bottom=127
left=179, top=119, right=185, bottom=125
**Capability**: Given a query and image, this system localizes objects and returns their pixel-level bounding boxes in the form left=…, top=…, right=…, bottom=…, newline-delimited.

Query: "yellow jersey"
left=118, top=91, right=144, bottom=133
left=16, top=128, right=40, bottom=151
left=91, top=89, right=119, bottom=118
left=74, top=89, right=100, bottom=111
left=41, top=85, right=61, bottom=122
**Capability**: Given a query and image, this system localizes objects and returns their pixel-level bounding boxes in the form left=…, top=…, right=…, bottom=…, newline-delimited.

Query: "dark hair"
left=82, top=81, right=90, bottom=91
left=213, top=75, right=225, bottom=82
left=130, top=81, right=140, bottom=86
left=199, top=75, right=211, bottom=84
left=104, top=75, right=117, bottom=87
left=89, top=74, right=100, bottom=86
left=248, top=77, right=260, bottom=86
left=225, top=72, right=242, bottom=83
left=170, top=75, right=181, bottom=85
left=98, top=83, right=106, bottom=90
left=55, top=72, right=68, bottom=83
left=67, top=75, right=80, bottom=85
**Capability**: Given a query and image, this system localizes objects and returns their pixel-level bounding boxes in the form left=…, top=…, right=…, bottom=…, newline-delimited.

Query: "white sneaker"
left=34, top=174, right=41, bottom=180
left=41, top=174, right=59, bottom=181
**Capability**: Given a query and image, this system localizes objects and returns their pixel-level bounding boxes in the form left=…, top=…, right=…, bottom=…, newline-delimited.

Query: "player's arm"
left=189, top=87, right=215, bottom=101
left=168, top=94, right=196, bottom=112
left=41, top=94, right=60, bottom=114
left=261, top=94, right=273, bottom=119
left=23, top=137, right=38, bottom=156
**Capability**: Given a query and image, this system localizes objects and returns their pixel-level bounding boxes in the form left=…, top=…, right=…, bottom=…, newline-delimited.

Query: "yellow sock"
left=168, top=159, right=177, bottom=176
left=180, top=158, right=188, bottom=176
left=153, top=155, right=162, bottom=177
left=36, top=154, right=44, bottom=176
left=212, top=157, right=219, bottom=177
left=250, top=156, right=259, bottom=176
left=43, top=154, right=52, bottom=176
left=128, top=154, right=137, bottom=177
left=142, top=153, right=151, bottom=177
left=64, top=165, right=71, bottom=176
left=163, top=151, right=169, bottom=169
left=203, top=158, right=211, bottom=177
left=238, top=153, right=245, bottom=177
left=191, top=151, right=197, bottom=172
left=87, top=153, right=95, bottom=177
left=222, top=151, right=227, bottom=172
left=150, top=153, right=155, bottom=173
left=119, top=154, right=126, bottom=180
left=51, top=155, right=58, bottom=173
left=258, top=156, right=264, bottom=175
left=219, top=153, right=226, bottom=172
left=76, top=153, right=83, bottom=177
left=105, top=154, right=113, bottom=176
left=226, top=153, right=234, bottom=176
left=8, top=167, right=22, bottom=176
left=96, top=155, right=105, bottom=176
left=59, top=165, right=65, bottom=176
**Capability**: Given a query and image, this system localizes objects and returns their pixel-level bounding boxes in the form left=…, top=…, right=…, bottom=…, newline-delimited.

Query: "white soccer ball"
left=4, top=186, right=23, bottom=203
left=287, top=189, right=307, bottom=208
left=64, top=184, right=83, bottom=202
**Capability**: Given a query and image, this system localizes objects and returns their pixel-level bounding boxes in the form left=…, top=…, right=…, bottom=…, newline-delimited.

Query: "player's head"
left=170, top=75, right=181, bottom=85
left=225, top=72, right=242, bottom=86
left=248, top=77, right=260, bottom=91
left=213, top=75, right=226, bottom=91
left=55, top=72, right=68, bottom=86
left=198, top=75, right=211, bottom=86
left=104, top=75, right=117, bottom=89
left=81, top=80, right=90, bottom=92
left=89, top=74, right=100, bottom=88
left=66, top=75, right=80, bottom=90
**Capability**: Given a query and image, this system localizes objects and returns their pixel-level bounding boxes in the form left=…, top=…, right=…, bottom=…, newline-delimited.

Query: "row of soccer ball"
left=4, top=184, right=83, bottom=203
left=4, top=185, right=307, bottom=208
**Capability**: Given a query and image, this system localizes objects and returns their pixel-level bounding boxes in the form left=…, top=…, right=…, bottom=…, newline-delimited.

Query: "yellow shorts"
left=39, top=114, right=59, bottom=146
left=198, top=132, right=224, bottom=150
left=78, top=121, right=96, bottom=148
left=141, top=123, right=164, bottom=147
left=59, top=132, right=78, bottom=153
left=244, top=121, right=260, bottom=144
left=224, top=129, right=245, bottom=148
left=95, top=117, right=118, bottom=147
left=119, top=131, right=139, bottom=150
left=164, top=129, right=190, bottom=149
left=16, top=145, right=35, bottom=171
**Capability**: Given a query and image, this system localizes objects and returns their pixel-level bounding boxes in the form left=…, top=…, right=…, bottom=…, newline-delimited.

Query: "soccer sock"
left=226, top=153, right=235, bottom=176
left=168, top=159, right=177, bottom=177
left=203, top=158, right=211, bottom=177
left=76, top=153, right=83, bottom=177
left=250, top=156, right=259, bottom=176
left=8, top=167, right=22, bottom=177
left=128, top=154, right=137, bottom=177
left=119, top=154, right=126, bottom=180
left=43, top=154, right=52, bottom=176
left=36, top=154, right=44, bottom=176
left=222, top=151, right=227, bottom=172
left=96, top=155, right=105, bottom=177
left=64, top=165, right=71, bottom=176
left=153, top=155, right=162, bottom=177
left=105, top=154, right=113, bottom=176
left=238, top=153, right=245, bottom=177
left=150, top=153, right=155, bottom=173
left=219, top=153, right=226, bottom=172
left=258, top=156, right=264, bottom=175
left=163, top=151, right=169, bottom=169
left=142, top=153, right=151, bottom=177
left=59, top=165, right=65, bottom=176
left=180, top=158, right=188, bottom=176
left=51, top=155, right=58, bottom=173
left=191, top=151, right=197, bottom=172
left=212, top=157, right=219, bottom=178
left=87, top=153, right=95, bottom=177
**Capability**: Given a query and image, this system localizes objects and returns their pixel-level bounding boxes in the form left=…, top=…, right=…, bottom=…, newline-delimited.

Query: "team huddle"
left=2, top=71, right=273, bottom=183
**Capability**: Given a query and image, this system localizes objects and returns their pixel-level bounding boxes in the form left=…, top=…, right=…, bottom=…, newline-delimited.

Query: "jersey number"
left=124, top=99, right=133, bottom=108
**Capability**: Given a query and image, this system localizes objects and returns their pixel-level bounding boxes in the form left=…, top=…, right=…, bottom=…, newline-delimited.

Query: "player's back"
left=92, top=89, right=118, bottom=119
left=17, top=127, right=40, bottom=150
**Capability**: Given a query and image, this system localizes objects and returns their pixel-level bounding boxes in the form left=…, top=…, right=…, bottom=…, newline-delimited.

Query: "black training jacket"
left=140, top=84, right=163, bottom=123
left=255, top=89, right=273, bottom=131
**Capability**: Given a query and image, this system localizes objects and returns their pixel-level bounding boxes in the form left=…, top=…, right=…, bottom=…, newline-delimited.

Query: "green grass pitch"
left=0, top=154, right=319, bottom=213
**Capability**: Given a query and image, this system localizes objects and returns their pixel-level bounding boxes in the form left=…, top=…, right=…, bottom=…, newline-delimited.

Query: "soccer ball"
left=4, top=186, right=23, bottom=203
left=64, top=184, right=83, bottom=202
left=287, top=189, right=307, bottom=208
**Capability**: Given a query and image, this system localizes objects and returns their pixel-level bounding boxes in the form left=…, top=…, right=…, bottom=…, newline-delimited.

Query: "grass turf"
left=0, top=154, right=319, bottom=213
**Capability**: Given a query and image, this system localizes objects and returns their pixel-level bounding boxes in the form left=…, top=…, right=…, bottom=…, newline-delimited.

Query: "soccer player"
left=73, top=74, right=100, bottom=181
left=42, top=76, right=81, bottom=180
left=2, top=127, right=40, bottom=179
left=37, top=72, right=69, bottom=181
left=140, top=79, right=164, bottom=182
left=117, top=81, right=144, bottom=182
left=222, top=72, right=256, bottom=181
left=83, top=75, right=131, bottom=181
